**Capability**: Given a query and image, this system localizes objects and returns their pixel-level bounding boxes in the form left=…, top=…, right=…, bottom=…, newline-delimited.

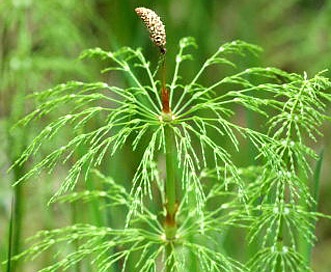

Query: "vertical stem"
left=164, top=123, right=177, bottom=272
left=164, top=124, right=177, bottom=239
left=158, top=40, right=176, bottom=271
left=12, top=184, right=23, bottom=259
left=4, top=159, right=25, bottom=272
left=7, top=197, right=15, bottom=272
left=162, top=44, right=177, bottom=266
left=159, top=48, right=177, bottom=236
left=5, top=6, right=32, bottom=270
left=6, top=156, right=25, bottom=272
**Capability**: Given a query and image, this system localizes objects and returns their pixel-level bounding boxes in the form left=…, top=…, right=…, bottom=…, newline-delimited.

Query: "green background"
left=1, top=0, right=331, bottom=271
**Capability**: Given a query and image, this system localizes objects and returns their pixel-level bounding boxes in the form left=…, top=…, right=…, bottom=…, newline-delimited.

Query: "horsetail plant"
left=7, top=7, right=331, bottom=272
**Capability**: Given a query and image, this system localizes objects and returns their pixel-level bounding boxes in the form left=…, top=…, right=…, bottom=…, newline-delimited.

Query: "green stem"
left=164, top=124, right=177, bottom=238
left=159, top=46, right=177, bottom=271
left=163, top=122, right=178, bottom=272
left=6, top=169, right=24, bottom=272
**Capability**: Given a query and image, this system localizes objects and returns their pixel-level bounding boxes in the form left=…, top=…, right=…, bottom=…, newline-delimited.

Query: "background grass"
left=1, top=0, right=331, bottom=271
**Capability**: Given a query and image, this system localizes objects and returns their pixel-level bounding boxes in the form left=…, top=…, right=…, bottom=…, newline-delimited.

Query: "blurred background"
left=1, top=0, right=330, bottom=271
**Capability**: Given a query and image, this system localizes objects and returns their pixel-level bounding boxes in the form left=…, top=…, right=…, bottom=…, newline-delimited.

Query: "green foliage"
left=9, top=37, right=331, bottom=271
